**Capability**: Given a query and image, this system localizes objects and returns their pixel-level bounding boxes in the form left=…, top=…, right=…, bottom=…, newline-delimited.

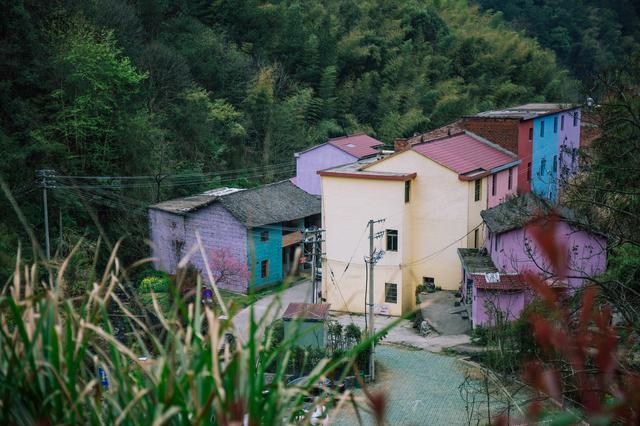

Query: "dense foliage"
left=476, top=0, right=640, bottom=79
left=0, top=0, right=578, bottom=278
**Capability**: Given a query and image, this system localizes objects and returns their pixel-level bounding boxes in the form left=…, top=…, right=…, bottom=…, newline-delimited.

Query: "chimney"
left=394, top=137, right=410, bottom=152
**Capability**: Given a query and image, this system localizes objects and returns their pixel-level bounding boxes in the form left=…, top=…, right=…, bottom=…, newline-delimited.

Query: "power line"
left=51, top=166, right=296, bottom=189
left=52, top=161, right=295, bottom=182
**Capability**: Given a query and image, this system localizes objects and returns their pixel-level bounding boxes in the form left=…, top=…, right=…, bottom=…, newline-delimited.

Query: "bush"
left=471, top=325, right=490, bottom=346
left=139, top=274, right=171, bottom=293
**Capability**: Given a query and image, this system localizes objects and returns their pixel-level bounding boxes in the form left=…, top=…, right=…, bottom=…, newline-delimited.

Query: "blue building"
left=531, top=107, right=581, bottom=202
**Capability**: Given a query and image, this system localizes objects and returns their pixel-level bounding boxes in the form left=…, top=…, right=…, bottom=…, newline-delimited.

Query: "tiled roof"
left=471, top=273, right=529, bottom=290
left=412, top=131, right=518, bottom=178
left=480, top=192, right=552, bottom=234
left=327, top=133, right=384, bottom=158
left=150, top=180, right=320, bottom=227
left=282, top=303, right=331, bottom=321
left=471, top=103, right=577, bottom=121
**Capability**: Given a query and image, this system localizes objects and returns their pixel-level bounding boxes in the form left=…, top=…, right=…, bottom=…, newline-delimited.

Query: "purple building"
left=148, top=181, right=320, bottom=293
left=458, top=192, right=607, bottom=328
left=294, top=133, right=384, bottom=195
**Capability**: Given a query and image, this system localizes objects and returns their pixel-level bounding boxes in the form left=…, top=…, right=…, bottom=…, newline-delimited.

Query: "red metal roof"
left=412, top=132, right=517, bottom=177
left=471, top=273, right=529, bottom=290
left=327, top=133, right=384, bottom=158
left=282, top=303, right=331, bottom=321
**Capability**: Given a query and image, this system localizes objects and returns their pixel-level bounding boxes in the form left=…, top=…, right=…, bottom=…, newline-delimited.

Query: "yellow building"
left=320, top=132, right=519, bottom=316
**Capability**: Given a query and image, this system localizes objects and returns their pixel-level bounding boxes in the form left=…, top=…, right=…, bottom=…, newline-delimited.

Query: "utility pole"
left=368, top=219, right=375, bottom=380
left=366, top=218, right=385, bottom=381
left=311, top=229, right=318, bottom=304
left=304, top=227, right=324, bottom=304
left=37, top=170, right=54, bottom=260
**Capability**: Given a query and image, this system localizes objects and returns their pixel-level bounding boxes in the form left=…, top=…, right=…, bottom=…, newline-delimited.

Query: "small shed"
left=282, top=303, right=331, bottom=349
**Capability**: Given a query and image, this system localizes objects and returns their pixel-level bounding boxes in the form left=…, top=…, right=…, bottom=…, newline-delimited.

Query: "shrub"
left=138, top=274, right=171, bottom=293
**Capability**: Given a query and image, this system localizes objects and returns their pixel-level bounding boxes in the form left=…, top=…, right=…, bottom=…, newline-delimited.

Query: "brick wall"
left=461, top=117, right=520, bottom=154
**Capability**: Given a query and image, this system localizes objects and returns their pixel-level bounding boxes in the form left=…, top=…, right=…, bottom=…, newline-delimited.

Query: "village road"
left=231, top=280, right=313, bottom=342
left=331, top=344, right=503, bottom=426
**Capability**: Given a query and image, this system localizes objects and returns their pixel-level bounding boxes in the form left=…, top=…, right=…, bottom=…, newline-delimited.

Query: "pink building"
left=459, top=192, right=607, bottom=328
left=294, top=133, right=383, bottom=195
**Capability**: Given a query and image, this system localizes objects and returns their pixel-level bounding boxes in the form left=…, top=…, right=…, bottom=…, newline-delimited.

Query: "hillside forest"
left=0, top=0, right=638, bottom=279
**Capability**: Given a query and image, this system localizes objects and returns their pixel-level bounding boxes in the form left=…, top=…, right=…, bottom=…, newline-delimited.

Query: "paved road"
left=231, top=280, right=312, bottom=342
left=419, top=291, right=470, bottom=335
left=332, top=313, right=470, bottom=353
left=331, top=344, right=494, bottom=425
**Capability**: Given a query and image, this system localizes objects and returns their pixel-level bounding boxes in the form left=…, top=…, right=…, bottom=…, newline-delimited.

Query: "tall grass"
left=0, top=239, right=391, bottom=425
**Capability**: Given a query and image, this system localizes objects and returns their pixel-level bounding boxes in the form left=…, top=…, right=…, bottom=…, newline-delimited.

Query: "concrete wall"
left=321, top=150, right=475, bottom=316
left=247, top=225, right=283, bottom=287
left=284, top=320, right=326, bottom=349
left=321, top=176, right=408, bottom=316
left=467, top=178, right=487, bottom=249
left=487, top=220, right=607, bottom=289
left=557, top=108, right=581, bottom=196
left=487, top=166, right=518, bottom=209
left=517, top=121, right=533, bottom=194
left=370, top=151, right=471, bottom=293
left=149, top=204, right=249, bottom=292
left=149, top=209, right=187, bottom=273
left=472, top=287, right=527, bottom=328
left=295, top=144, right=357, bottom=195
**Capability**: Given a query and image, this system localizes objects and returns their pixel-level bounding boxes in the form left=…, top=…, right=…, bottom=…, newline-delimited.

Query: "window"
left=527, top=162, right=532, bottom=182
left=553, top=155, right=557, bottom=172
left=553, top=116, right=558, bottom=133
left=540, top=120, right=545, bottom=137
left=386, top=229, right=398, bottom=252
left=491, top=174, right=497, bottom=196
left=560, top=114, right=565, bottom=131
left=474, top=229, right=479, bottom=249
left=494, top=233, right=499, bottom=251
left=404, top=180, right=411, bottom=203
left=573, top=112, right=578, bottom=127
left=260, top=260, right=269, bottom=278
left=540, top=158, right=547, bottom=176
left=508, top=168, right=513, bottom=190
left=474, top=179, right=481, bottom=201
left=385, top=283, right=398, bottom=304
left=528, top=127, right=533, bottom=141
left=260, top=230, right=269, bottom=242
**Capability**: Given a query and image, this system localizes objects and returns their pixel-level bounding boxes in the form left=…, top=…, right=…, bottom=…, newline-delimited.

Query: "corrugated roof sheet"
left=282, top=303, right=331, bottom=321
left=148, top=187, right=243, bottom=214
left=150, top=180, right=320, bottom=227
left=412, top=131, right=518, bottom=176
left=327, top=133, right=384, bottom=158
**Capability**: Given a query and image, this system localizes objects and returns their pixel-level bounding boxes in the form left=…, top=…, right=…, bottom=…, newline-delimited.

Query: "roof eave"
left=318, top=171, right=417, bottom=181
